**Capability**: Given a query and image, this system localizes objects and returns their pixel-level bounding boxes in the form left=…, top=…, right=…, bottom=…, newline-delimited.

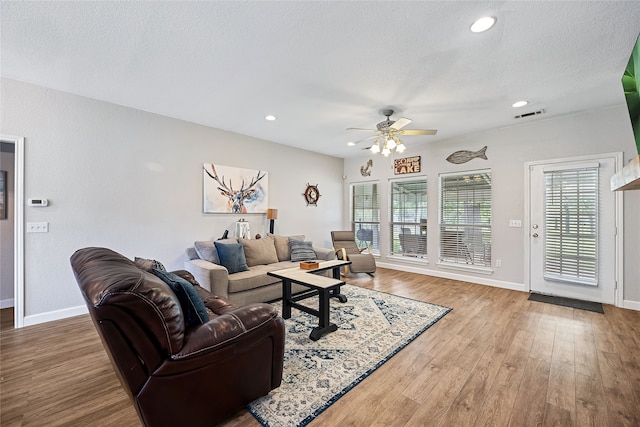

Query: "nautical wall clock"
left=303, top=183, right=320, bottom=206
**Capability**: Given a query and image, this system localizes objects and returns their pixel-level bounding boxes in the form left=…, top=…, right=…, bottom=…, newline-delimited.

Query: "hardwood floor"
left=1, top=268, right=639, bottom=426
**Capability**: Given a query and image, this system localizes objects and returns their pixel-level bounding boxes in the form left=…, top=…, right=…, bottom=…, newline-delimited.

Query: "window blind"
left=351, top=182, right=380, bottom=254
left=439, top=171, right=492, bottom=267
left=543, top=167, right=598, bottom=285
left=390, top=178, right=427, bottom=258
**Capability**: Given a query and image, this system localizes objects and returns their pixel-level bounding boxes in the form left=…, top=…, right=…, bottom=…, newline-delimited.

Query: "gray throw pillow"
left=214, top=242, right=249, bottom=274
left=194, top=241, right=219, bottom=264
left=289, top=240, right=316, bottom=262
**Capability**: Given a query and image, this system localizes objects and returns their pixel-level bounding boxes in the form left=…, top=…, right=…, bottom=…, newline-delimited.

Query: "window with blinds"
left=351, top=182, right=380, bottom=254
left=439, top=170, right=492, bottom=267
left=543, top=166, right=599, bottom=285
left=390, top=178, right=427, bottom=258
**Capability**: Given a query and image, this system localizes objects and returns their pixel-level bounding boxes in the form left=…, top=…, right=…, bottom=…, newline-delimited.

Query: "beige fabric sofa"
left=184, top=234, right=336, bottom=306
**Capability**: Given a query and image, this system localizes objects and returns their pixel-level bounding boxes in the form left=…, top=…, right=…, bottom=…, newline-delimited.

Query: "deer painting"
left=203, top=164, right=267, bottom=213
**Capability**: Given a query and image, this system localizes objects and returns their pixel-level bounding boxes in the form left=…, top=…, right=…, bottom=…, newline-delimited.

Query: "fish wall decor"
left=360, top=159, right=373, bottom=176
left=446, top=146, right=488, bottom=164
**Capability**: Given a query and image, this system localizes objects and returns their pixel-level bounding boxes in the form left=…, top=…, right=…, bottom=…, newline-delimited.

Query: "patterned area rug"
left=247, top=284, right=451, bottom=427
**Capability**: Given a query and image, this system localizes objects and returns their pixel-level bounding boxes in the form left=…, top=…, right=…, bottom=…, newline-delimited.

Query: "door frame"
left=1, top=134, right=25, bottom=328
left=524, top=152, right=624, bottom=307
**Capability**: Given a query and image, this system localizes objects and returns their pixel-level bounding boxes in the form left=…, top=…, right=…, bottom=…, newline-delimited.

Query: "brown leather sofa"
left=71, top=247, right=285, bottom=427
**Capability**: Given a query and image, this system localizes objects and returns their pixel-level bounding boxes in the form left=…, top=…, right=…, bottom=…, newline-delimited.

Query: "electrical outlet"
left=26, top=222, right=49, bottom=233
left=509, top=220, right=522, bottom=228
left=496, top=259, right=502, bottom=267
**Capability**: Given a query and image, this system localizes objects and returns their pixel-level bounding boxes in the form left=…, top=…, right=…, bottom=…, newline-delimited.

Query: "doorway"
left=0, top=135, right=24, bottom=328
left=526, top=153, right=622, bottom=305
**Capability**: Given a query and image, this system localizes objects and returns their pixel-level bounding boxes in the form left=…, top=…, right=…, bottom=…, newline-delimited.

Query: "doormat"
left=528, top=292, right=604, bottom=313
left=248, top=284, right=451, bottom=427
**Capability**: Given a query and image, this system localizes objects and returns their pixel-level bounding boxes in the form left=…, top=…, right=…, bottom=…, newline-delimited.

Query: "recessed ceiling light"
left=347, top=142, right=356, bottom=146
left=264, top=115, right=277, bottom=121
left=470, top=16, right=496, bottom=33
left=512, top=100, right=529, bottom=108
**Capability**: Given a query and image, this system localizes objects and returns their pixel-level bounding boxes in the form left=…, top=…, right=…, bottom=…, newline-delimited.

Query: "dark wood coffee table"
left=268, top=260, right=351, bottom=341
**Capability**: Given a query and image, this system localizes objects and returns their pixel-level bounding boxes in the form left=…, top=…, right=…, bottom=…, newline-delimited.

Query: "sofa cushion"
left=289, top=239, right=316, bottom=262
left=151, top=269, right=210, bottom=327
left=240, top=236, right=279, bottom=267
left=134, top=257, right=167, bottom=272
left=270, top=234, right=304, bottom=261
left=227, top=265, right=282, bottom=293
left=215, top=242, right=249, bottom=274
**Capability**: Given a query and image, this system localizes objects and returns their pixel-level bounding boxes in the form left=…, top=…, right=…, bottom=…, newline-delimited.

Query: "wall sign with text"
left=394, top=156, right=421, bottom=175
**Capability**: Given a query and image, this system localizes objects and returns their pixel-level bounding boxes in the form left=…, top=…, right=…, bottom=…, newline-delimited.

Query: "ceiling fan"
left=347, top=109, right=437, bottom=156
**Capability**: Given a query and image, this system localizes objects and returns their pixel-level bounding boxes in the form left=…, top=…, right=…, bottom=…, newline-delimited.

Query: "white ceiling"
left=2, top=1, right=640, bottom=158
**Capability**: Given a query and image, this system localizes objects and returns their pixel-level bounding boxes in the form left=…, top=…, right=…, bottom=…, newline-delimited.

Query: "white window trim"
left=389, top=176, right=428, bottom=259
left=350, top=181, right=380, bottom=255
left=437, top=261, right=494, bottom=275
left=438, top=168, right=492, bottom=268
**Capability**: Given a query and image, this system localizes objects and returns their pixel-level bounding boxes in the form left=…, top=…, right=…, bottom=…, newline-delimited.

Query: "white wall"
left=0, top=145, right=15, bottom=307
left=0, top=78, right=344, bottom=322
left=344, top=106, right=640, bottom=307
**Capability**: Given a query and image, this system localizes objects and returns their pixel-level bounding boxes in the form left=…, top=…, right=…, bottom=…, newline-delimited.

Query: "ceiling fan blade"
left=398, top=129, right=438, bottom=136
left=353, top=135, right=379, bottom=145
left=347, top=127, right=377, bottom=131
left=390, top=117, right=412, bottom=130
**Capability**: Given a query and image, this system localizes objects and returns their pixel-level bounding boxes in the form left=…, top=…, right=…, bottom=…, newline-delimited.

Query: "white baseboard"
left=13, top=273, right=640, bottom=327
left=377, top=262, right=640, bottom=311
left=0, top=298, right=14, bottom=309
left=622, top=299, right=640, bottom=311
left=23, top=304, right=88, bottom=327
left=376, top=261, right=527, bottom=292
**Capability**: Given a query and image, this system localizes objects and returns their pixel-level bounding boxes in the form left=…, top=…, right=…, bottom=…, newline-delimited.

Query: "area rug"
left=528, top=292, right=604, bottom=313
left=247, top=284, right=451, bottom=427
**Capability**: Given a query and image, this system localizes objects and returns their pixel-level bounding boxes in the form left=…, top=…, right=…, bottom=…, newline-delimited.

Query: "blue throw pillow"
left=152, top=269, right=209, bottom=327
left=289, top=240, right=316, bottom=262
left=214, top=242, right=249, bottom=274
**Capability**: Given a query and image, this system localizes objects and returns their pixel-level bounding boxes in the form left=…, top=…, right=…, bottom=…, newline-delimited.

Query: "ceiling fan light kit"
left=348, top=109, right=436, bottom=157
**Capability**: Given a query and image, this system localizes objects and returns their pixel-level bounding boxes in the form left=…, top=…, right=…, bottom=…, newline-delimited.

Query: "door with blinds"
left=528, top=155, right=618, bottom=304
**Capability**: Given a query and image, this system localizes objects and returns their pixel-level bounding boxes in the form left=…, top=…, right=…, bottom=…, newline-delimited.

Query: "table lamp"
left=267, top=208, right=278, bottom=234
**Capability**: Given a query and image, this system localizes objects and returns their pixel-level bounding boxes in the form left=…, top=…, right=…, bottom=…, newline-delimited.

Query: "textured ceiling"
left=2, top=1, right=640, bottom=158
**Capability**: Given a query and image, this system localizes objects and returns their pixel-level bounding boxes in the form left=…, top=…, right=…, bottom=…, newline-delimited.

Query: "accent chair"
left=331, top=230, right=376, bottom=276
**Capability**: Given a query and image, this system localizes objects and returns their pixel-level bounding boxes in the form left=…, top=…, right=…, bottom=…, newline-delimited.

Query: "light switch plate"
left=26, top=222, right=48, bottom=233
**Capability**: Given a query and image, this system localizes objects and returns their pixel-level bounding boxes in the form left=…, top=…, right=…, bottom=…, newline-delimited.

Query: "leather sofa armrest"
left=313, top=246, right=337, bottom=261
left=184, top=259, right=229, bottom=297
left=172, top=303, right=281, bottom=360
left=170, top=269, right=200, bottom=286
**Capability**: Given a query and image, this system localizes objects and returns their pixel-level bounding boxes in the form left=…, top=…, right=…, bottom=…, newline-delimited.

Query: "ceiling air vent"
left=515, top=109, right=545, bottom=119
